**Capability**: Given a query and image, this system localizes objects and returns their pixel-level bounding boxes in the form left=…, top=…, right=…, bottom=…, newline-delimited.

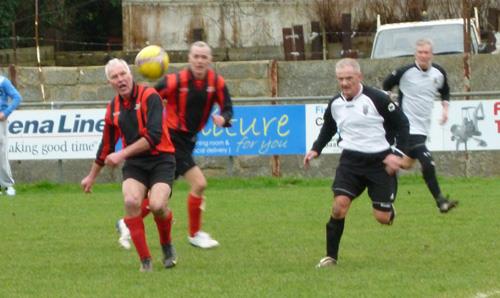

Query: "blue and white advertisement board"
left=194, top=105, right=305, bottom=156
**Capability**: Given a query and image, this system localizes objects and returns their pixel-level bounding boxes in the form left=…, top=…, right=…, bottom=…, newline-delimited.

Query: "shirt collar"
left=341, top=83, right=363, bottom=101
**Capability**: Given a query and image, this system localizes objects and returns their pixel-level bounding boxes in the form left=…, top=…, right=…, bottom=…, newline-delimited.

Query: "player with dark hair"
left=82, top=58, right=177, bottom=272
left=304, top=58, right=411, bottom=267
left=383, top=38, right=458, bottom=213
left=116, top=41, right=233, bottom=249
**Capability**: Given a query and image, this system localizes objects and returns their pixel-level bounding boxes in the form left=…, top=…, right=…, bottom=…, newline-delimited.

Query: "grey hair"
left=189, top=41, right=212, bottom=56
left=415, top=38, right=433, bottom=50
left=335, top=58, right=361, bottom=73
left=105, top=58, right=131, bottom=80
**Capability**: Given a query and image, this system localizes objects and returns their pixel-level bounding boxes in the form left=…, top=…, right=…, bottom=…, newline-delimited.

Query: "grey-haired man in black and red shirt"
left=81, top=58, right=177, bottom=272
left=116, top=41, right=233, bottom=250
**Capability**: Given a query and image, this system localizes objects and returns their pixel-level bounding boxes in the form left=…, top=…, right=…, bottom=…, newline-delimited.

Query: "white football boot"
left=316, top=256, right=337, bottom=268
left=5, top=186, right=16, bottom=196
left=116, top=219, right=131, bottom=250
left=188, top=231, right=219, bottom=249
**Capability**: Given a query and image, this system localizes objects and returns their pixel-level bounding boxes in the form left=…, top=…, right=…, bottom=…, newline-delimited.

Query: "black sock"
left=326, top=217, right=345, bottom=260
left=420, top=158, right=442, bottom=199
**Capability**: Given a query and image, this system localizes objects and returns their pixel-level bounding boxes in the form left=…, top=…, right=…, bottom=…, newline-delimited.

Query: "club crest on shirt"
left=135, top=103, right=141, bottom=110
left=388, top=102, right=396, bottom=112
left=207, top=86, right=215, bottom=93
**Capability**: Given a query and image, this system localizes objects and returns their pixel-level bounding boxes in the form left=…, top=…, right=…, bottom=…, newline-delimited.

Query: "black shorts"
left=169, top=129, right=197, bottom=178
left=407, top=134, right=429, bottom=159
left=332, top=150, right=397, bottom=211
left=122, top=153, right=176, bottom=189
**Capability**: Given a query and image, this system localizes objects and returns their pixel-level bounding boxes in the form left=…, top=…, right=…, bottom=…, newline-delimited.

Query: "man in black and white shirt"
left=383, top=38, right=458, bottom=213
left=304, top=58, right=411, bottom=268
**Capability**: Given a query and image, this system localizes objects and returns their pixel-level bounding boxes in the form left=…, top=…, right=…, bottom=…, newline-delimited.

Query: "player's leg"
left=413, top=144, right=458, bottom=213
left=121, top=178, right=151, bottom=271
left=149, top=154, right=177, bottom=268
left=367, top=167, right=398, bottom=225
left=184, top=166, right=219, bottom=248
left=116, top=195, right=151, bottom=250
left=317, top=161, right=361, bottom=268
left=0, top=120, right=15, bottom=196
left=172, top=136, right=218, bottom=247
left=317, top=195, right=352, bottom=268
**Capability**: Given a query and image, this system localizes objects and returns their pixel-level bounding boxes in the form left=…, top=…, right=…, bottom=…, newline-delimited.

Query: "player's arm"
left=373, top=91, right=411, bottom=173
left=1, top=78, right=22, bottom=119
left=435, top=64, right=450, bottom=125
left=82, top=104, right=117, bottom=192
left=213, top=77, right=233, bottom=127
left=81, top=162, right=103, bottom=193
left=304, top=100, right=337, bottom=169
left=382, top=68, right=402, bottom=91
left=154, top=73, right=175, bottom=102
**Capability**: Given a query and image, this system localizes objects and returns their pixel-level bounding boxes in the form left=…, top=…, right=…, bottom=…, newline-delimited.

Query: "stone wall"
left=3, top=54, right=500, bottom=183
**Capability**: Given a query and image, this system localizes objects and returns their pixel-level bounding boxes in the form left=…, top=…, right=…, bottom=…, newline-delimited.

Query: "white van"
left=371, top=19, right=483, bottom=59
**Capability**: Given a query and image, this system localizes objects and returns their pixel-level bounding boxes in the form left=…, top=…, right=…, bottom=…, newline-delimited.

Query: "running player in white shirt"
left=383, top=38, right=458, bottom=214
left=305, top=58, right=411, bottom=267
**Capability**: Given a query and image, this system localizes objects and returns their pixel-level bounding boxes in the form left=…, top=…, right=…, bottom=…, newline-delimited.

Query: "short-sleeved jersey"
left=312, top=84, right=409, bottom=155
left=95, top=83, right=175, bottom=165
left=155, top=68, right=233, bottom=137
left=382, top=62, right=449, bottom=136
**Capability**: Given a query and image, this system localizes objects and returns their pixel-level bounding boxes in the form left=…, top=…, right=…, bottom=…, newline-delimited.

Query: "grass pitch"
left=0, top=176, right=499, bottom=297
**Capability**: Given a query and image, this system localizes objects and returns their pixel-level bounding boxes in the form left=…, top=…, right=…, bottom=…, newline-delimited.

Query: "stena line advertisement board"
left=6, top=100, right=500, bottom=160
left=7, top=109, right=105, bottom=160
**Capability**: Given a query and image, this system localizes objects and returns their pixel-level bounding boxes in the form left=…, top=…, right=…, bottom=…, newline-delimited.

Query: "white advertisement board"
left=7, top=109, right=105, bottom=160
left=306, top=99, right=500, bottom=153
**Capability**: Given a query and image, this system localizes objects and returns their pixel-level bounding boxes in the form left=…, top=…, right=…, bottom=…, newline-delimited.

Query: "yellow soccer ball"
left=135, top=45, right=169, bottom=80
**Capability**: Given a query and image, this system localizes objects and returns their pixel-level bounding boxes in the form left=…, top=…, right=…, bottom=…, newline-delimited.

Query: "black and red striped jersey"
left=95, top=83, right=175, bottom=165
left=155, top=68, right=233, bottom=136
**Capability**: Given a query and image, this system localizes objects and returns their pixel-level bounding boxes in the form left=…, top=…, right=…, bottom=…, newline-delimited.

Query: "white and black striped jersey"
left=382, top=62, right=450, bottom=136
left=311, top=84, right=409, bottom=155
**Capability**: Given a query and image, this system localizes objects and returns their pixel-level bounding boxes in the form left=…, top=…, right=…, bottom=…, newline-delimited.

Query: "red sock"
left=154, top=210, right=173, bottom=245
left=124, top=216, right=151, bottom=261
left=141, top=198, right=151, bottom=218
left=187, top=193, right=203, bottom=237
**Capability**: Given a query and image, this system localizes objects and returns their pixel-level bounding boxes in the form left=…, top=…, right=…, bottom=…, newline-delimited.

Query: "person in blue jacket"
left=0, top=75, right=22, bottom=196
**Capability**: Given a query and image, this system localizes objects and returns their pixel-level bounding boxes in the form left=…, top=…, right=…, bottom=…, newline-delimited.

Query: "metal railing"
left=17, top=91, right=500, bottom=109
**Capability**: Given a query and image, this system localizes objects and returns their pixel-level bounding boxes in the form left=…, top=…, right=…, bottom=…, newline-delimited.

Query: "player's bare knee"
left=373, top=204, right=394, bottom=225
left=192, top=180, right=207, bottom=194
left=123, top=195, right=141, bottom=213
left=332, top=196, right=350, bottom=218
left=375, top=213, right=392, bottom=225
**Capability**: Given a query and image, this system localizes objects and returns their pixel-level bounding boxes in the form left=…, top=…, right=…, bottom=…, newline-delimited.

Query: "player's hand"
left=212, top=114, right=226, bottom=127
left=439, top=112, right=448, bottom=125
left=81, top=176, right=94, bottom=193
left=105, top=151, right=125, bottom=167
left=0, top=112, right=5, bottom=121
left=303, top=150, right=318, bottom=170
left=383, top=154, right=401, bottom=176
left=400, top=155, right=415, bottom=170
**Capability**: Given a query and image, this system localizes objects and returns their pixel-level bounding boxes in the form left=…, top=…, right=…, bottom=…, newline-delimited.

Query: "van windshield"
left=371, top=23, right=478, bottom=58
